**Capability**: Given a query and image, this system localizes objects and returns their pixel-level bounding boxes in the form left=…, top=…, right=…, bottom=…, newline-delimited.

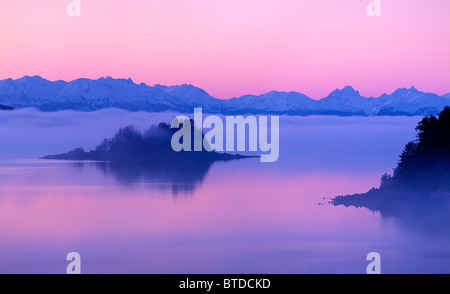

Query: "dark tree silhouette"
left=333, top=107, right=450, bottom=233
left=0, top=104, right=14, bottom=110
left=41, top=120, right=250, bottom=163
left=382, top=106, right=450, bottom=192
left=41, top=120, right=255, bottom=196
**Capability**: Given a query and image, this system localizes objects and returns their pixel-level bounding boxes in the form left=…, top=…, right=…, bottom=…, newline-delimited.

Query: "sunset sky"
left=0, top=0, right=449, bottom=99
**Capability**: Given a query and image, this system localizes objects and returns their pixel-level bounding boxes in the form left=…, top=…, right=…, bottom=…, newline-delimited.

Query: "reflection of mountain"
left=1, top=75, right=449, bottom=115
left=42, top=121, right=252, bottom=196
left=333, top=107, right=450, bottom=234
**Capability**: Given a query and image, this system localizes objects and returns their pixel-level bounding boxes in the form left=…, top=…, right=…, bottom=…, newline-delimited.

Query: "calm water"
left=0, top=111, right=449, bottom=273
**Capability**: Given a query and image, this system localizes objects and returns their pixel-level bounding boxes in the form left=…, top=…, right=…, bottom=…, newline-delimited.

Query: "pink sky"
left=0, top=0, right=449, bottom=99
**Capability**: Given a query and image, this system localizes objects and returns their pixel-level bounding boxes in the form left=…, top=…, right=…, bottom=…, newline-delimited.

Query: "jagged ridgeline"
left=379, top=106, right=450, bottom=192
left=2, top=76, right=450, bottom=115
left=41, top=119, right=248, bottom=163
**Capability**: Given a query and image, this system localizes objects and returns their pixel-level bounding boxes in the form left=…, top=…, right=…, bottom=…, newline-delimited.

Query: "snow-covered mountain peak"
left=328, top=86, right=361, bottom=98
left=0, top=76, right=448, bottom=116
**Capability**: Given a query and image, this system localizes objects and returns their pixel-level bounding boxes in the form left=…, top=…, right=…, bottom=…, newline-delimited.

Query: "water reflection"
left=333, top=191, right=450, bottom=235
left=1, top=115, right=449, bottom=273
left=70, top=160, right=215, bottom=196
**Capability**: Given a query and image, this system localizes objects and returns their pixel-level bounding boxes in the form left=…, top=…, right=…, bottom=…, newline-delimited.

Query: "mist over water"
left=0, top=108, right=180, bottom=159
left=0, top=108, right=420, bottom=167
left=2, top=109, right=448, bottom=274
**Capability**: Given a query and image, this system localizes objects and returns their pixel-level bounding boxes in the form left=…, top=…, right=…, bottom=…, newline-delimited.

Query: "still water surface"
left=0, top=114, right=448, bottom=273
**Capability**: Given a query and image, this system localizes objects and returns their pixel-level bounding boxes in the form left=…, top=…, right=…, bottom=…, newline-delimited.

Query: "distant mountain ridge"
left=0, top=76, right=449, bottom=116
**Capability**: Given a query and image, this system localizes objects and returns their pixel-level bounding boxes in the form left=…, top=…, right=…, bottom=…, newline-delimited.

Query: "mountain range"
left=0, top=76, right=449, bottom=116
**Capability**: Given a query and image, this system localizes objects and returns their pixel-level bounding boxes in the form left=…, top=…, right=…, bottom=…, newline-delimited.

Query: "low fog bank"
left=0, top=108, right=178, bottom=160
left=0, top=108, right=420, bottom=173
